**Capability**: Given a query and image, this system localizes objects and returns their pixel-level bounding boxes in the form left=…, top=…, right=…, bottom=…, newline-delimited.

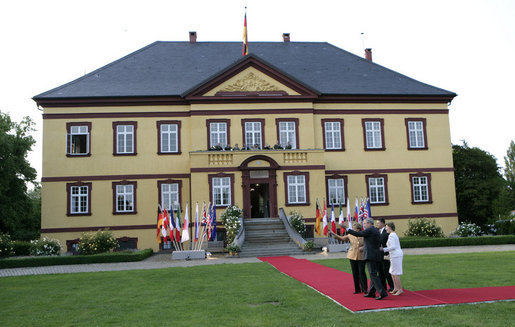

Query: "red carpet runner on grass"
left=258, top=256, right=515, bottom=312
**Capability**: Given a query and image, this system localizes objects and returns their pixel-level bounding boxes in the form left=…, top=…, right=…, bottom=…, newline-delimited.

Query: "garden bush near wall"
left=400, top=235, right=515, bottom=248
left=12, top=240, right=31, bottom=256
left=289, top=211, right=306, bottom=237
left=221, top=206, right=242, bottom=245
left=493, top=218, right=515, bottom=235
left=451, top=222, right=483, bottom=237
left=78, top=229, right=119, bottom=255
left=30, top=238, right=62, bottom=256
left=404, top=218, right=444, bottom=238
left=0, top=233, right=14, bottom=258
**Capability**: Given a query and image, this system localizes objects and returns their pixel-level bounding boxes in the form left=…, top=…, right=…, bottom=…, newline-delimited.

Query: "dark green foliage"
left=399, top=235, right=515, bottom=248
left=493, top=219, right=515, bottom=235
left=453, top=142, right=505, bottom=226
left=12, top=240, right=31, bottom=256
left=0, top=249, right=153, bottom=269
left=504, top=140, right=515, bottom=209
left=0, top=112, right=39, bottom=241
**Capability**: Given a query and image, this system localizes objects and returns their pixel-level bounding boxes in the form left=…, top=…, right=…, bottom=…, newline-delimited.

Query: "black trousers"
left=379, top=259, right=394, bottom=291
left=366, top=260, right=386, bottom=296
left=349, top=259, right=368, bottom=293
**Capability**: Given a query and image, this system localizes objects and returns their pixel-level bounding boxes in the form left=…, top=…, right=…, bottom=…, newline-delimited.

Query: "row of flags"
left=315, top=197, right=372, bottom=236
left=156, top=202, right=217, bottom=250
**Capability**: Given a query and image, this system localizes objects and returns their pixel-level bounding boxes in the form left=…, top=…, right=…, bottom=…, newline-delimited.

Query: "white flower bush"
left=289, top=211, right=306, bottom=236
left=221, top=205, right=242, bottom=245
left=451, top=222, right=483, bottom=237
left=30, top=238, right=62, bottom=256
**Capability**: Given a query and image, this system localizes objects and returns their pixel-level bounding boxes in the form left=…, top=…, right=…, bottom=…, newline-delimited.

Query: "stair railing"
left=278, top=208, right=307, bottom=249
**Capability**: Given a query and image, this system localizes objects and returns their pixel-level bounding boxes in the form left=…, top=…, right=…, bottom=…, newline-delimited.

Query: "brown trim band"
left=41, top=224, right=157, bottom=233
left=326, top=167, right=454, bottom=175
left=43, top=112, right=190, bottom=119
left=189, top=165, right=325, bottom=173
left=314, top=109, right=449, bottom=115
left=42, top=173, right=190, bottom=182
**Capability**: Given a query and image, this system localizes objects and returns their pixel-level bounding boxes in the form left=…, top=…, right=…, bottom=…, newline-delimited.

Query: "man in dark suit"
left=377, top=218, right=394, bottom=292
left=347, top=218, right=388, bottom=300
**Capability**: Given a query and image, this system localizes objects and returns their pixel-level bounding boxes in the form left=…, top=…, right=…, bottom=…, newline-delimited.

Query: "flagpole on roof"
left=243, top=6, right=248, bottom=56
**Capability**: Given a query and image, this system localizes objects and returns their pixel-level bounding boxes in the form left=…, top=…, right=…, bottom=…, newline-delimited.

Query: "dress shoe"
left=353, top=291, right=360, bottom=294
left=375, top=293, right=388, bottom=300
left=389, top=289, right=397, bottom=294
left=363, top=293, right=375, bottom=298
left=388, top=288, right=395, bottom=292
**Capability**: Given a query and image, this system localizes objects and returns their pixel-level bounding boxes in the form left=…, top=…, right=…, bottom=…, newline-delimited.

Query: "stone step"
left=245, top=230, right=289, bottom=237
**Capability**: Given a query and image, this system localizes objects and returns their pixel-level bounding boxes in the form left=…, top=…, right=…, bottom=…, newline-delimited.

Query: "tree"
left=0, top=111, right=39, bottom=240
left=452, top=141, right=504, bottom=226
left=504, top=140, right=515, bottom=209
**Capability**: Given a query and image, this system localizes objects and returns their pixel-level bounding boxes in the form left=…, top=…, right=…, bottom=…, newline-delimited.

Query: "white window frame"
left=365, top=121, right=382, bottom=149
left=287, top=175, right=306, bottom=204
left=212, top=177, right=231, bottom=206
left=324, top=121, right=342, bottom=150
left=67, top=125, right=90, bottom=155
left=210, top=122, right=228, bottom=147
left=160, top=124, right=179, bottom=153
left=70, top=185, right=88, bottom=214
left=116, top=184, right=134, bottom=213
left=279, top=121, right=297, bottom=149
left=116, top=125, right=134, bottom=154
left=368, top=177, right=386, bottom=204
left=328, top=178, right=345, bottom=205
left=408, top=121, right=425, bottom=148
left=245, top=122, right=262, bottom=149
left=161, top=183, right=180, bottom=211
left=412, top=176, right=429, bottom=202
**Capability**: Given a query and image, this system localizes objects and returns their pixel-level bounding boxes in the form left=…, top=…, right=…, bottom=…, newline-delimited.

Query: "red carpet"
left=258, top=256, right=515, bottom=312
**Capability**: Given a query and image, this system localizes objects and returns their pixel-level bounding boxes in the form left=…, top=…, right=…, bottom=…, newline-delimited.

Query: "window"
left=66, top=122, right=91, bottom=156
left=362, top=119, right=385, bottom=150
left=405, top=118, right=428, bottom=150
left=284, top=171, right=310, bottom=206
left=208, top=174, right=234, bottom=207
left=112, top=181, right=137, bottom=214
left=159, top=181, right=181, bottom=211
left=276, top=118, right=299, bottom=149
left=322, top=119, right=344, bottom=151
left=326, top=176, right=347, bottom=205
left=113, top=122, right=137, bottom=155
left=117, top=237, right=138, bottom=250
left=366, top=174, right=389, bottom=205
left=410, top=173, right=432, bottom=203
left=242, top=119, right=265, bottom=149
left=157, top=121, right=181, bottom=154
left=66, top=182, right=92, bottom=216
left=207, top=120, right=230, bottom=148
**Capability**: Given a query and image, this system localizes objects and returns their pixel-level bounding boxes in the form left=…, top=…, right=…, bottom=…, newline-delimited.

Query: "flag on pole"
left=156, top=207, right=163, bottom=243
left=161, top=208, right=168, bottom=243
left=206, top=203, right=212, bottom=240
left=175, top=206, right=181, bottom=242
left=169, top=207, right=175, bottom=242
left=211, top=203, right=217, bottom=240
left=322, top=201, right=328, bottom=236
left=338, top=201, right=345, bottom=235
left=365, top=198, right=372, bottom=219
left=181, top=203, right=190, bottom=243
left=330, top=202, right=337, bottom=234
left=194, top=202, right=199, bottom=242
left=315, top=199, right=322, bottom=235
left=243, top=8, right=248, bottom=56
left=359, top=198, right=364, bottom=222
left=346, top=197, right=352, bottom=231
left=354, top=197, right=359, bottom=222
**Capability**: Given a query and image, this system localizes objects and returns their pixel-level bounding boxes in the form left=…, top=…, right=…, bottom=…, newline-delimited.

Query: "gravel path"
left=1, top=244, right=513, bottom=278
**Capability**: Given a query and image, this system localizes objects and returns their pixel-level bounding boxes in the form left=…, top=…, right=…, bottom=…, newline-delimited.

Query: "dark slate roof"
left=34, top=41, right=455, bottom=99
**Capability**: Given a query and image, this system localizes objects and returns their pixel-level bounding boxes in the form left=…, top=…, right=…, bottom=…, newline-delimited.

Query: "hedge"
left=400, top=235, right=515, bottom=248
left=12, top=241, right=31, bottom=256
left=0, top=249, right=153, bottom=269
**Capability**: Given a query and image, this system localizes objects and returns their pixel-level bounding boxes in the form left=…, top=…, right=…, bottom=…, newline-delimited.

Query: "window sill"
left=324, top=148, right=345, bottom=152
left=112, top=211, right=138, bottom=215
left=157, top=152, right=182, bottom=155
left=66, top=153, right=91, bottom=157
left=411, top=201, right=433, bottom=205
left=113, top=153, right=137, bottom=156
left=370, top=202, right=389, bottom=206
left=285, top=202, right=310, bottom=207
left=364, top=147, right=386, bottom=151
left=67, top=213, right=92, bottom=216
left=407, top=147, right=429, bottom=151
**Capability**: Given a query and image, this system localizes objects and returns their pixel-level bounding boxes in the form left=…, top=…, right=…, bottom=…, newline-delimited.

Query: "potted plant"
left=304, top=241, right=315, bottom=252
left=227, top=244, right=240, bottom=256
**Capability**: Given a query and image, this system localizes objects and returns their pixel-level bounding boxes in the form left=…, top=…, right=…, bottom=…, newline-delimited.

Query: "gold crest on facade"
left=221, top=72, right=282, bottom=92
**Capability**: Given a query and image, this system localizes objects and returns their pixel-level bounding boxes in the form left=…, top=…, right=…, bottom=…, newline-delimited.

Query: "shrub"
left=221, top=205, right=242, bottom=245
left=30, top=238, right=62, bottom=256
left=493, top=218, right=515, bottom=235
left=400, top=235, right=515, bottom=248
left=404, top=218, right=444, bottom=237
left=12, top=240, right=31, bottom=256
left=451, top=222, right=483, bottom=237
left=78, top=229, right=119, bottom=255
left=0, top=233, right=14, bottom=258
left=304, top=240, right=315, bottom=251
left=289, top=211, right=306, bottom=236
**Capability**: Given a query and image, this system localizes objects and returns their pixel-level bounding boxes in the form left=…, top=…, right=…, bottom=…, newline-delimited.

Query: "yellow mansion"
left=34, top=33, right=458, bottom=252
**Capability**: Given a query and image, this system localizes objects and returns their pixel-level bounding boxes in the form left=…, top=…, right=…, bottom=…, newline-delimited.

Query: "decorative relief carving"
left=221, top=72, right=283, bottom=92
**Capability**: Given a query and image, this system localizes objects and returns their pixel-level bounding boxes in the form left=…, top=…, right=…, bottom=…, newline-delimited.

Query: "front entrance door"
left=250, top=183, right=270, bottom=218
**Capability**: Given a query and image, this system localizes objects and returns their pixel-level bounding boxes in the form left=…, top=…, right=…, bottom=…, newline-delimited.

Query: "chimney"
left=282, top=33, right=290, bottom=42
left=189, top=31, right=197, bottom=43
left=365, top=48, right=373, bottom=61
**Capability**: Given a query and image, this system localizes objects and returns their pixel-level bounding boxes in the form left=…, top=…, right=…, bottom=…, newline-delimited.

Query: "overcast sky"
left=1, top=0, right=514, bottom=181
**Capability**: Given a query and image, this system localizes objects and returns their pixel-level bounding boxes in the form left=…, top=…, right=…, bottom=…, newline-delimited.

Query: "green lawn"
left=0, top=252, right=514, bottom=326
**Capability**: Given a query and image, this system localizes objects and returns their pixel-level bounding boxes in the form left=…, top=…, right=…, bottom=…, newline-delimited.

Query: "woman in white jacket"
left=382, top=222, right=404, bottom=295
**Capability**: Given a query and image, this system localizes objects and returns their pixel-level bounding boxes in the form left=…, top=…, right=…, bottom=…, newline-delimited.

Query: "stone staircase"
left=239, top=218, right=305, bottom=257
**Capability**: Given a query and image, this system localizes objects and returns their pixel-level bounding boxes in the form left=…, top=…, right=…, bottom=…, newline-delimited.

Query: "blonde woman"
left=329, top=222, right=367, bottom=294
left=382, top=222, right=404, bottom=295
